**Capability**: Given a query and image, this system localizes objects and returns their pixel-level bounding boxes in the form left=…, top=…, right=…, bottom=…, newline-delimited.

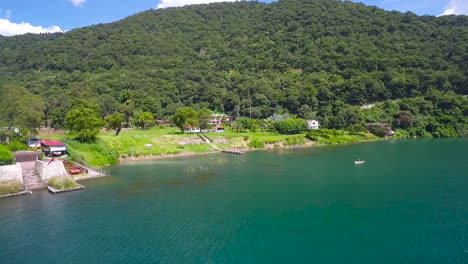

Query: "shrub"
left=285, top=135, right=305, bottom=145
left=347, top=124, right=367, bottom=135
left=0, top=145, right=14, bottom=165
left=0, top=180, right=24, bottom=195
left=248, top=139, right=265, bottom=149
left=7, top=140, right=28, bottom=151
left=47, top=176, right=79, bottom=190
left=273, top=119, right=307, bottom=134
left=367, top=126, right=387, bottom=137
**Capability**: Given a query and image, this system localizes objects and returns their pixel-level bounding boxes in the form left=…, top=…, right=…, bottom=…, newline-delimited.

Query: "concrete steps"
left=19, top=161, right=46, bottom=190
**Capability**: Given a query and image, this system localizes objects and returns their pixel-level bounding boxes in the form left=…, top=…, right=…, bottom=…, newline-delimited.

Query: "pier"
left=221, top=149, right=246, bottom=155
left=0, top=190, right=32, bottom=199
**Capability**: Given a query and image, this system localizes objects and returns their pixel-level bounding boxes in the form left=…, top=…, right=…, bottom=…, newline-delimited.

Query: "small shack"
left=214, top=126, right=225, bottom=132
left=39, top=139, right=67, bottom=156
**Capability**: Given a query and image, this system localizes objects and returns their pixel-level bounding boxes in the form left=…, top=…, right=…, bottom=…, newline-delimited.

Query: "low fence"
left=70, top=158, right=110, bottom=177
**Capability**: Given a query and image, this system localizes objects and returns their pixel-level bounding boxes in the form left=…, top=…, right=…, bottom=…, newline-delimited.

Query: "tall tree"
left=105, top=112, right=125, bottom=136
left=65, top=107, right=104, bottom=142
left=0, top=84, right=45, bottom=133
left=170, top=107, right=197, bottom=133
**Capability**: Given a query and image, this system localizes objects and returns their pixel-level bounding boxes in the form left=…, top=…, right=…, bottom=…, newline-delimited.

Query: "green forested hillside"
left=0, top=0, right=467, bottom=130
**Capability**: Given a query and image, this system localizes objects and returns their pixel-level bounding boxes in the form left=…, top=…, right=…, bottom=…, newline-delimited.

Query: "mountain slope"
left=0, top=0, right=467, bottom=124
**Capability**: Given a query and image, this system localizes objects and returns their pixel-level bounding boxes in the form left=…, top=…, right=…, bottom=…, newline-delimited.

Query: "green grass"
left=0, top=180, right=24, bottom=195
left=47, top=176, right=80, bottom=190
left=40, top=127, right=381, bottom=167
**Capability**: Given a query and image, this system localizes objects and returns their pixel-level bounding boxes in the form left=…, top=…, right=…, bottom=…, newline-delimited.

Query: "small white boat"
left=355, top=159, right=365, bottom=165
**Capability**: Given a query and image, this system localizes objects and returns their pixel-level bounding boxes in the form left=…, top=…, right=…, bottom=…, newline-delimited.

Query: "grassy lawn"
left=39, top=127, right=380, bottom=167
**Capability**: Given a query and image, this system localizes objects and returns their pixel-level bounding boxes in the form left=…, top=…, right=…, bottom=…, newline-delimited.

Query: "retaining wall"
left=0, top=164, right=23, bottom=184
left=36, top=159, right=68, bottom=182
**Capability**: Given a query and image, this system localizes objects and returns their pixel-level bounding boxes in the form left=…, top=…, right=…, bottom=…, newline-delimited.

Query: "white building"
left=185, top=126, right=201, bottom=133
left=307, top=120, right=320, bottom=130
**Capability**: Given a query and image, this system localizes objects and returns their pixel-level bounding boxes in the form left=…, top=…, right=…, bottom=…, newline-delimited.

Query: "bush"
left=47, top=176, right=79, bottom=190
left=367, top=126, right=387, bottom=137
left=285, top=135, right=305, bottom=145
left=273, top=119, right=307, bottom=134
left=347, top=124, right=367, bottom=135
left=7, top=140, right=28, bottom=151
left=0, top=180, right=24, bottom=195
left=65, top=139, right=120, bottom=167
left=0, top=145, right=14, bottom=165
left=248, top=139, right=265, bottom=149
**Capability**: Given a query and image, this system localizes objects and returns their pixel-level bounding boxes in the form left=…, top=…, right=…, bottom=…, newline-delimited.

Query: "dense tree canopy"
left=65, top=107, right=105, bottom=141
left=0, top=0, right=466, bottom=135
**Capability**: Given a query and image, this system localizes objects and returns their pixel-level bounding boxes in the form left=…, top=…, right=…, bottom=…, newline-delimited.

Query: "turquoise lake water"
left=0, top=139, right=467, bottom=263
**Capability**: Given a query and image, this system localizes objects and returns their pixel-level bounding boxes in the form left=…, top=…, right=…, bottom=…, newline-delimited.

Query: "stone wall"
left=0, top=164, right=23, bottom=183
left=36, top=158, right=68, bottom=182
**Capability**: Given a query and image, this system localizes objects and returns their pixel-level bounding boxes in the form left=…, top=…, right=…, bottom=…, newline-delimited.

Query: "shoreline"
left=116, top=138, right=386, bottom=165
left=119, top=150, right=222, bottom=164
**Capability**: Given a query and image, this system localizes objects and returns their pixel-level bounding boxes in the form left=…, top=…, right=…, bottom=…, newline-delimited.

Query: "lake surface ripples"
left=0, top=139, right=467, bottom=263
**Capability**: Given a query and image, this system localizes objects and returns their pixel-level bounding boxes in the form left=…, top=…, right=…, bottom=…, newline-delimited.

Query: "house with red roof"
left=39, top=139, right=67, bottom=156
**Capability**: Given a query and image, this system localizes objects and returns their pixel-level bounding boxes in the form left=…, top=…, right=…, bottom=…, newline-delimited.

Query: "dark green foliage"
left=367, top=125, right=388, bottom=138
left=273, top=119, right=307, bottom=134
left=0, top=144, right=14, bottom=165
left=132, top=111, right=154, bottom=129
left=105, top=112, right=125, bottom=135
left=0, top=85, right=45, bottom=133
left=6, top=140, right=28, bottom=151
left=233, top=117, right=258, bottom=132
left=65, top=107, right=105, bottom=142
left=197, top=108, right=212, bottom=129
left=0, top=0, right=466, bottom=137
left=170, top=107, right=198, bottom=133
left=363, top=92, right=468, bottom=138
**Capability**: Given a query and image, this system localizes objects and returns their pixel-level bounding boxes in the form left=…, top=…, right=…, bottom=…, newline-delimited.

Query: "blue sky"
left=0, top=0, right=467, bottom=36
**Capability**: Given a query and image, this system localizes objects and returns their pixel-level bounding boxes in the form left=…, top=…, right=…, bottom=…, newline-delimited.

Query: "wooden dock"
left=221, top=149, right=246, bottom=155
left=0, top=190, right=32, bottom=199
left=48, top=184, right=85, bottom=194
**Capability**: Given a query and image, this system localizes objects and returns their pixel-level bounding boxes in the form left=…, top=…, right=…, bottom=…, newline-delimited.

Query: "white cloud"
left=70, top=0, right=87, bottom=7
left=440, top=0, right=468, bottom=15
left=157, top=0, right=239, bottom=9
left=0, top=18, right=62, bottom=36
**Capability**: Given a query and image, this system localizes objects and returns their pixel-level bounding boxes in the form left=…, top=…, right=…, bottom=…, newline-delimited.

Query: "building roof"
left=39, top=139, right=66, bottom=146
left=215, top=126, right=224, bottom=129
left=14, top=151, right=44, bottom=156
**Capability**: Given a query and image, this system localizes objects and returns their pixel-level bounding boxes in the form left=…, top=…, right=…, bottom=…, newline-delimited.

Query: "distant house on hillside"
left=185, top=126, right=201, bottom=133
left=39, top=139, right=67, bottom=156
left=306, top=120, right=320, bottom=130
left=360, top=104, right=376, bottom=109
left=208, top=114, right=224, bottom=125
